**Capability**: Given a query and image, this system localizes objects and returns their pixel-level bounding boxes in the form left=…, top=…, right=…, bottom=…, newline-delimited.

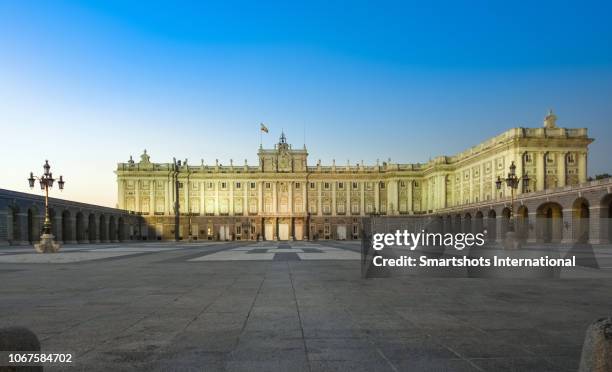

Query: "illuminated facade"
left=115, top=111, right=593, bottom=241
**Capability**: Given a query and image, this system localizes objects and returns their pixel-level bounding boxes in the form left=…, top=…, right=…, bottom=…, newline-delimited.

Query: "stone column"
left=331, top=181, right=336, bottom=216
left=288, top=181, right=293, bottom=214
left=346, top=184, right=350, bottom=216
left=536, top=152, right=545, bottom=191
left=562, top=208, right=574, bottom=244
left=374, top=181, right=380, bottom=213
left=480, top=163, right=485, bottom=202
left=440, top=175, right=447, bottom=209
left=360, top=182, right=365, bottom=216
left=184, top=178, right=190, bottom=215
left=229, top=181, right=234, bottom=216
left=272, top=182, right=277, bottom=214
left=243, top=182, right=248, bottom=216
left=165, top=179, right=171, bottom=215
left=557, top=152, right=567, bottom=187
left=149, top=180, right=155, bottom=215
left=317, top=182, right=322, bottom=216
left=301, top=181, right=306, bottom=214
left=64, top=215, right=77, bottom=244
left=578, top=152, right=588, bottom=184
left=407, top=180, right=413, bottom=213
left=589, top=206, right=608, bottom=245
left=200, top=181, right=205, bottom=216
left=516, top=153, right=523, bottom=195
left=527, top=211, right=538, bottom=243
left=135, top=180, right=141, bottom=214
left=214, top=182, right=220, bottom=216
left=258, top=181, right=264, bottom=214
left=117, top=179, right=125, bottom=210
left=495, top=215, right=504, bottom=242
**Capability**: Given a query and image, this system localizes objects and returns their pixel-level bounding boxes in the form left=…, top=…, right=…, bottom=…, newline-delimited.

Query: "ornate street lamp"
left=495, top=161, right=529, bottom=249
left=28, top=160, right=65, bottom=253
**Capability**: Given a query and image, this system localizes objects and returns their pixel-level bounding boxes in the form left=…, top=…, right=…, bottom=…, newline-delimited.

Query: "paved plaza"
left=2, top=240, right=612, bottom=371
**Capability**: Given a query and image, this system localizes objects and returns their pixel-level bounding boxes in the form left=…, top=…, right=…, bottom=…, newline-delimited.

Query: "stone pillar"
left=301, top=181, right=306, bottom=215
left=407, top=180, right=413, bottom=213
left=135, top=180, right=141, bottom=214
left=440, top=175, right=447, bottom=209
left=360, top=182, right=365, bottom=216
left=527, top=211, right=538, bottom=243
left=274, top=217, right=279, bottom=240
left=346, top=184, right=350, bottom=216
left=589, top=206, right=608, bottom=245
left=579, top=152, right=588, bottom=184
left=229, top=181, right=234, bottom=216
left=200, top=181, right=206, bottom=216
left=165, top=179, right=171, bottom=215
left=258, top=181, right=263, bottom=214
left=331, top=181, right=336, bottom=216
left=288, top=181, right=293, bottom=214
left=495, top=215, right=504, bottom=242
left=557, top=152, right=567, bottom=187
left=536, top=151, right=545, bottom=191
left=516, top=153, right=523, bottom=195
left=374, top=181, right=380, bottom=213
left=272, top=182, right=277, bottom=214
left=214, top=182, right=220, bottom=216
left=64, top=216, right=77, bottom=244
left=317, top=182, right=322, bottom=216
left=243, top=182, right=248, bottom=216
left=480, top=163, right=485, bottom=202
left=184, top=178, right=190, bottom=215
left=117, top=179, right=125, bottom=210
left=562, top=208, right=574, bottom=244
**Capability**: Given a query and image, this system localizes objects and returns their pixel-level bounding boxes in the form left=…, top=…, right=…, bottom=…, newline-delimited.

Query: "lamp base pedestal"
left=503, top=231, right=522, bottom=250
left=34, top=234, right=61, bottom=253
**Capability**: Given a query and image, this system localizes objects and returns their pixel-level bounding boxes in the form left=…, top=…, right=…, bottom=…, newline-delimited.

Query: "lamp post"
left=28, top=160, right=65, bottom=253
left=495, top=161, right=530, bottom=248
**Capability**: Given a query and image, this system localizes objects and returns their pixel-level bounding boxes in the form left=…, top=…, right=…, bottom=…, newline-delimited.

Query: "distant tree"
left=588, top=173, right=612, bottom=181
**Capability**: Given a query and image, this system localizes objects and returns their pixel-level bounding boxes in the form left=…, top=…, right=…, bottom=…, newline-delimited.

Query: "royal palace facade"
left=116, top=111, right=593, bottom=241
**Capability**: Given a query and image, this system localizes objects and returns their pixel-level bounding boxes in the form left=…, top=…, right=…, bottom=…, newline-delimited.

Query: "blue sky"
left=1, top=1, right=611, bottom=207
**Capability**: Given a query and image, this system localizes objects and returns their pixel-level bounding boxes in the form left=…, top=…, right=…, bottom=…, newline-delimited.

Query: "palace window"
left=265, top=182, right=271, bottom=189
left=567, top=153, right=575, bottom=163
left=208, top=182, right=214, bottom=189
left=338, top=182, right=344, bottom=190
left=324, top=182, right=330, bottom=190
left=295, top=182, right=301, bottom=189
left=236, top=226, right=242, bottom=235
left=524, top=153, right=533, bottom=163
left=380, top=182, right=385, bottom=189
left=352, top=182, right=358, bottom=190
left=221, top=182, right=227, bottom=189
left=250, top=182, right=256, bottom=189
left=310, top=182, right=316, bottom=189
left=236, top=182, right=241, bottom=189
left=351, top=203, right=359, bottom=214
left=400, top=181, right=405, bottom=188
left=337, top=204, right=345, bottom=214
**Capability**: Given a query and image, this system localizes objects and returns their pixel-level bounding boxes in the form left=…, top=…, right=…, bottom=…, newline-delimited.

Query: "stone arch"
left=61, top=210, right=73, bottom=243
left=88, top=213, right=97, bottom=242
left=99, top=214, right=107, bottom=242
left=464, top=213, right=472, bottom=233
left=474, top=211, right=484, bottom=233
left=76, top=211, right=86, bottom=243
left=487, top=209, right=496, bottom=241
left=601, top=193, right=612, bottom=244
left=27, top=205, right=40, bottom=244
left=572, top=197, right=590, bottom=243
left=536, top=202, right=563, bottom=243
left=501, top=207, right=512, bottom=237
left=109, top=215, right=116, bottom=242
left=516, top=205, right=529, bottom=242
